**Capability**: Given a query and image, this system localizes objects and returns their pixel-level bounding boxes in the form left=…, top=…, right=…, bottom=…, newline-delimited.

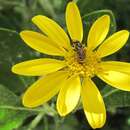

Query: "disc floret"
left=65, top=48, right=101, bottom=77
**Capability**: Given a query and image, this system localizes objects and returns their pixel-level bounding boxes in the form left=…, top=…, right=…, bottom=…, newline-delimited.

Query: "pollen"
left=65, top=48, right=102, bottom=77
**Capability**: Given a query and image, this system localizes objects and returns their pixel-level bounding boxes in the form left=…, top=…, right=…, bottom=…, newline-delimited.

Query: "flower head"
left=12, top=1, right=130, bottom=129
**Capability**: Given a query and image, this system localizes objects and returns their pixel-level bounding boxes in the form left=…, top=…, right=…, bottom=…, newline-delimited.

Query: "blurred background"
left=0, top=0, right=130, bottom=130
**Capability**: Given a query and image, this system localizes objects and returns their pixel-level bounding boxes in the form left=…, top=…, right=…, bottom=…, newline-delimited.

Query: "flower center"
left=65, top=44, right=102, bottom=78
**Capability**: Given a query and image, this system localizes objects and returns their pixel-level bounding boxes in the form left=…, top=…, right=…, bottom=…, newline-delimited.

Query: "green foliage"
left=82, top=10, right=116, bottom=44
left=0, top=0, right=130, bottom=130
left=0, top=84, right=29, bottom=130
left=102, top=86, right=130, bottom=109
left=0, top=28, right=38, bottom=93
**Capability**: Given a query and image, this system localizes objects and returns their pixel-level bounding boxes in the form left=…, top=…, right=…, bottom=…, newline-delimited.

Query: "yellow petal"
left=57, top=76, right=81, bottom=116
left=82, top=78, right=106, bottom=129
left=23, top=71, right=69, bottom=108
left=87, top=15, right=110, bottom=50
left=97, top=30, right=129, bottom=58
left=20, top=31, right=66, bottom=56
left=32, top=15, right=71, bottom=50
left=66, top=1, right=83, bottom=42
left=100, top=61, right=130, bottom=75
left=97, top=71, right=130, bottom=91
left=12, top=58, right=66, bottom=76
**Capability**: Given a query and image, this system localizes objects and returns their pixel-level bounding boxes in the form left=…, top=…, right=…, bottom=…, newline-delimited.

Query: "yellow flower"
left=12, top=1, right=130, bottom=129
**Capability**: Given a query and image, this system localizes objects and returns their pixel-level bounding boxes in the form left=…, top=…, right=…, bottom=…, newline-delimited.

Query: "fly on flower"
left=12, top=0, right=130, bottom=129
left=72, top=40, right=86, bottom=63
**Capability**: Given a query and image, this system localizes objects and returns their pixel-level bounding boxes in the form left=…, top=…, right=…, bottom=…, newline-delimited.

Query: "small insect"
left=72, top=40, right=86, bottom=63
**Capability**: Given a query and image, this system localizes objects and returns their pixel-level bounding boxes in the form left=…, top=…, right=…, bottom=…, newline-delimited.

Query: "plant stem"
left=54, top=115, right=60, bottom=130
left=103, top=89, right=119, bottom=98
left=43, top=103, right=57, bottom=116
left=43, top=116, right=49, bottom=130
left=0, top=103, right=57, bottom=116
left=27, top=112, right=45, bottom=130
left=0, top=105, right=44, bottom=112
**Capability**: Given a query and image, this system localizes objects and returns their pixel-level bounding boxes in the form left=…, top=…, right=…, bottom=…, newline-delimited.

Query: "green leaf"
left=0, top=84, right=30, bottom=130
left=82, top=9, right=117, bottom=44
left=0, top=28, right=39, bottom=93
left=102, top=85, right=130, bottom=109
